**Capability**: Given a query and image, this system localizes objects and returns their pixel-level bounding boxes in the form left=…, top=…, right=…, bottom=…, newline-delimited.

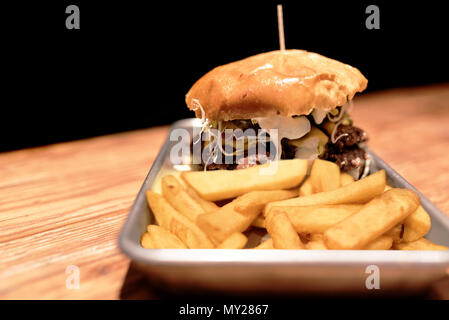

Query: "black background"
left=2, top=0, right=448, bottom=152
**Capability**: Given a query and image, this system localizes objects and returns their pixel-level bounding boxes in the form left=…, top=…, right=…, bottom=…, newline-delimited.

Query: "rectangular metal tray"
left=119, top=118, right=449, bottom=295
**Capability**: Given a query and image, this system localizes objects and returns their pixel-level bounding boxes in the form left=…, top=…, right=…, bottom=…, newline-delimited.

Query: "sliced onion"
left=254, top=116, right=311, bottom=140
left=311, top=109, right=328, bottom=125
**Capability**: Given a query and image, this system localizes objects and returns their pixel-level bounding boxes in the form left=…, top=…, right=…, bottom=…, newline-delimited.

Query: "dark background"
left=2, top=0, right=448, bottom=152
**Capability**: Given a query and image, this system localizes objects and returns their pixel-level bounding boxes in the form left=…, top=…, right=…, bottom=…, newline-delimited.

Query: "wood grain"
left=0, top=84, right=448, bottom=299
left=351, top=83, right=449, bottom=215
left=0, top=127, right=168, bottom=299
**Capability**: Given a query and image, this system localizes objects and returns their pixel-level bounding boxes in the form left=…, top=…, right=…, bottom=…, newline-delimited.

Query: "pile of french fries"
left=141, top=159, right=448, bottom=251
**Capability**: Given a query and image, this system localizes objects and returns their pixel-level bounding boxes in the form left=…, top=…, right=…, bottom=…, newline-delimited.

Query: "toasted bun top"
left=186, top=50, right=367, bottom=121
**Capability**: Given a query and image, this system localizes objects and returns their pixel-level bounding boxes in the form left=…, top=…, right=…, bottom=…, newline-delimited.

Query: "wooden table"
left=1, top=84, right=448, bottom=299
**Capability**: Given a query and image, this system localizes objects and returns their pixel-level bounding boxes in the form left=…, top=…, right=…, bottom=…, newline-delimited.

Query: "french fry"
left=146, top=191, right=215, bottom=248
left=307, top=242, right=328, bottom=250
left=140, top=232, right=154, bottom=249
left=402, top=206, right=431, bottom=242
left=143, top=160, right=447, bottom=251
left=306, top=234, right=328, bottom=250
left=324, top=188, right=420, bottom=250
left=254, top=238, right=274, bottom=249
left=309, top=159, right=340, bottom=192
left=340, top=173, right=355, bottom=187
left=305, top=234, right=393, bottom=250
left=251, top=215, right=266, bottom=228
left=385, top=224, right=403, bottom=243
left=402, top=227, right=422, bottom=243
left=298, top=178, right=314, bottom=197
left=217, top=232, right=248, bottom=249
left=197, top=190, right=295, bottom=242
left=234, top=189, right=298, bottom=215
left=269, top=205, right=363, bottom=234
left=386, top=185, right=431, bottom=242
left=141, top=225, right=187, bottom=249
left=161, top=175, right=206, bottom=221
left=151, top=170, right=183, bottom=194
left=197, top=205, right=251, bottom=242
left=264, top=170, right=386, bottom=215
left=184, top=185, right=220, bottom=213
left=266, top=212, right=305, bottom=249
left=181, top=159, right=308, bottom=201
left=394, top=238, right=448, bottom=251
left=363, top=235, right=393, bottom=250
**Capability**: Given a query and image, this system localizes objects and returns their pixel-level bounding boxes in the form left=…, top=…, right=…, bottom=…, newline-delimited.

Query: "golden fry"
left=234, top=189, right=297, bottom=215
left=306, top=234, right=328, bottom=250
left=217, top=232, right=248, bottom=249
left=266, top=212, right=305, bottom=249
left=385, top=224, right=403, bottom=243
left=197, top=190, right=297, bottom=242
left=196, top=200, right=258, bottom=243
left=305, top=234, right=393, bottom=250
left=394, top=238, right=448, bottom=251
left=402, top=206, right=431, bottom=242
left=146, top=191, right=215, bottom=248
left=184, top=185, right=220, bottom=213
left=264, top=170, right=386, bottom=215
left=324, top=188, right=420, bottom=250
left=269, top=204, right=363, bottom=234
left=309, top=159, right=340, bottom=193
left=251, top=215, right=266, bottom=228
left=254, top=238, right=274, bottom=249
left=141, top=225, right=187, bottom=249
left=162, top=175, right=206, bottom=221
left=340, top=173, right=355, bottom=187
left=363, top=235, right=393, bottom=250
left=151, top=171, right=183, bottom=194
left=140, top=232, right=154, bottom=249
left=181, top=159, right=308, bottom=201
left=298, top=178, right=314, bottom=197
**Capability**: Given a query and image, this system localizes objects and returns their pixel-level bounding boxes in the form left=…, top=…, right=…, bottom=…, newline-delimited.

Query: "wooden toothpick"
left=277, top=4, right=286, bottom=51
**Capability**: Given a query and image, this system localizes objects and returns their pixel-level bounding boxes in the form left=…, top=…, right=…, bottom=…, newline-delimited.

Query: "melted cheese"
left=253, top=116, right=311, bottom=159
left=253, top=115, right=311, bottom=140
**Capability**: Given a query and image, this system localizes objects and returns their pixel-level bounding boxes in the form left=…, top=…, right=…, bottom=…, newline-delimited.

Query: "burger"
left=185, top=50, right=369, bottom=179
